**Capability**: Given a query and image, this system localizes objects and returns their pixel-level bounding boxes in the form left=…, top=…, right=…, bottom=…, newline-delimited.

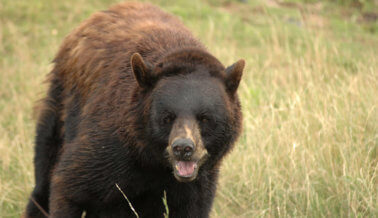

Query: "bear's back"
left=53, top=2, right=203, bottom=100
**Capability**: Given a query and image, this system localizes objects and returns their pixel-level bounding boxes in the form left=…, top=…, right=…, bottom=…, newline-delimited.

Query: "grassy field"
left=0, top=0, right=377, bottom=217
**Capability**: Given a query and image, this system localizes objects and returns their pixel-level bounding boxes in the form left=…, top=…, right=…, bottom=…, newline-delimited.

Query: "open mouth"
left=173, top=160, right=198, bottom=182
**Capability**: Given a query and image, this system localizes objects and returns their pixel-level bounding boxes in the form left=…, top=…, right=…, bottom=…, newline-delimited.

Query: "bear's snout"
left=166, top=117, right=209, bottom=182
left=171, top=138, right=195, bottom=160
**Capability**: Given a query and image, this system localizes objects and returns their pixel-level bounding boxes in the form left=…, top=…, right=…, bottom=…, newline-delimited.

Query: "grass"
left=115, top=183, right=140, bottom=218
left=0, top=0, right=377, bottom=217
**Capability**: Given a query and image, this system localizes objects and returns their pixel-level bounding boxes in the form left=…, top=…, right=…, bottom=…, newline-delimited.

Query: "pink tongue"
left=176, top=161, right=196, bottom=176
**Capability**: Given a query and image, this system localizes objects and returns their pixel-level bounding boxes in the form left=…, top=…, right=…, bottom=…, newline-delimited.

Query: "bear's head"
left=131, top=48, right=244, bottom=182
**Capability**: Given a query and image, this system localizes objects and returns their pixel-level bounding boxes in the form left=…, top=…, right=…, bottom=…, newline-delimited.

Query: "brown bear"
left=25, top=2, right=244, bottom=218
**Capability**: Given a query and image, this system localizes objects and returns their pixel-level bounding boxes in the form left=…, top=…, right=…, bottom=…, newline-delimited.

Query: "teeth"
left=175, top=164, right=179, bottom=171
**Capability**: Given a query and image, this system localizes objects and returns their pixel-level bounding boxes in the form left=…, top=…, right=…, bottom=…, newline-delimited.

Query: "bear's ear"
left=224, top=59, right=245, bottom=94
left=131, top=53, right=155, bottom=89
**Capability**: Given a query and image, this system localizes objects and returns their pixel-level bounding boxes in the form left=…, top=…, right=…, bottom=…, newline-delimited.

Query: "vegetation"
left=0, top=0, right=376, bottom=217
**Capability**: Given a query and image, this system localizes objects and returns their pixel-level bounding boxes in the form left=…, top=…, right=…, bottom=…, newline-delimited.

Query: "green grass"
left=0, top=0, right=377, bottom=217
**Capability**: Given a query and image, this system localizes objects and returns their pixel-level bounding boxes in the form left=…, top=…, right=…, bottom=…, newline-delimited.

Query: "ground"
left=0, top=0, right=377, bottom=217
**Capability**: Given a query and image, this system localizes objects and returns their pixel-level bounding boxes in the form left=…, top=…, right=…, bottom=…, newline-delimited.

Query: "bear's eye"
left=198, top=114, right=211, bottom=124
left=162, top=114, right=175, bottom=125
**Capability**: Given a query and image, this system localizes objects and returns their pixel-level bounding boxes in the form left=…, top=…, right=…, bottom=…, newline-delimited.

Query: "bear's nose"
left=171, top=138, right=195, bottom=160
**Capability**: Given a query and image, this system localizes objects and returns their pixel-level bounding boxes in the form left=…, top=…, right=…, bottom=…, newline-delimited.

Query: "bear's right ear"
left=131, top=53, right=154, bottom=89
left=224, top=59, right=245, bottom=95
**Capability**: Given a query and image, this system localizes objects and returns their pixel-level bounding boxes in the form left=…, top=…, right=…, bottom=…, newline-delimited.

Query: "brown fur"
left=25, top=2, right=244, bottom=217
left=55, top=3, right=203, bottom=100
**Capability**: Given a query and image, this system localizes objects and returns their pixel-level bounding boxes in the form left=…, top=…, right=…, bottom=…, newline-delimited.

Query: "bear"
left=25, top=2, right=244, bottom=218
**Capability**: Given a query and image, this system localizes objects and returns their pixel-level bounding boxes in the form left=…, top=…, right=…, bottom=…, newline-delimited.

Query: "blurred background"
left=0, top=0, right=377, bottom=217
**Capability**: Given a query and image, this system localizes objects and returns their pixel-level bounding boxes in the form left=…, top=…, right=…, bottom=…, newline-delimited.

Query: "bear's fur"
left=25, top=2, right=244, bottom=218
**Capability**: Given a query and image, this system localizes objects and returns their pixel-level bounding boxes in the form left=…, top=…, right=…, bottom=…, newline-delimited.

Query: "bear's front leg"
left=49, top=174, right=84, bottom=218
left=167, top=181, right=216, bottom=218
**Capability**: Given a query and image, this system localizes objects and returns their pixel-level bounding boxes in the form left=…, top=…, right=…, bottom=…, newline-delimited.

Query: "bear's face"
left=150, top=74, right=230, bottom=182
left=130, top=51, right=244, bottom=182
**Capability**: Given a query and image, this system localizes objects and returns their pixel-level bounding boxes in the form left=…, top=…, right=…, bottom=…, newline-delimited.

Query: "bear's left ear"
left=131, top=53, right=155, bottom=89
left=224, top=59, right=245, bottom=94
